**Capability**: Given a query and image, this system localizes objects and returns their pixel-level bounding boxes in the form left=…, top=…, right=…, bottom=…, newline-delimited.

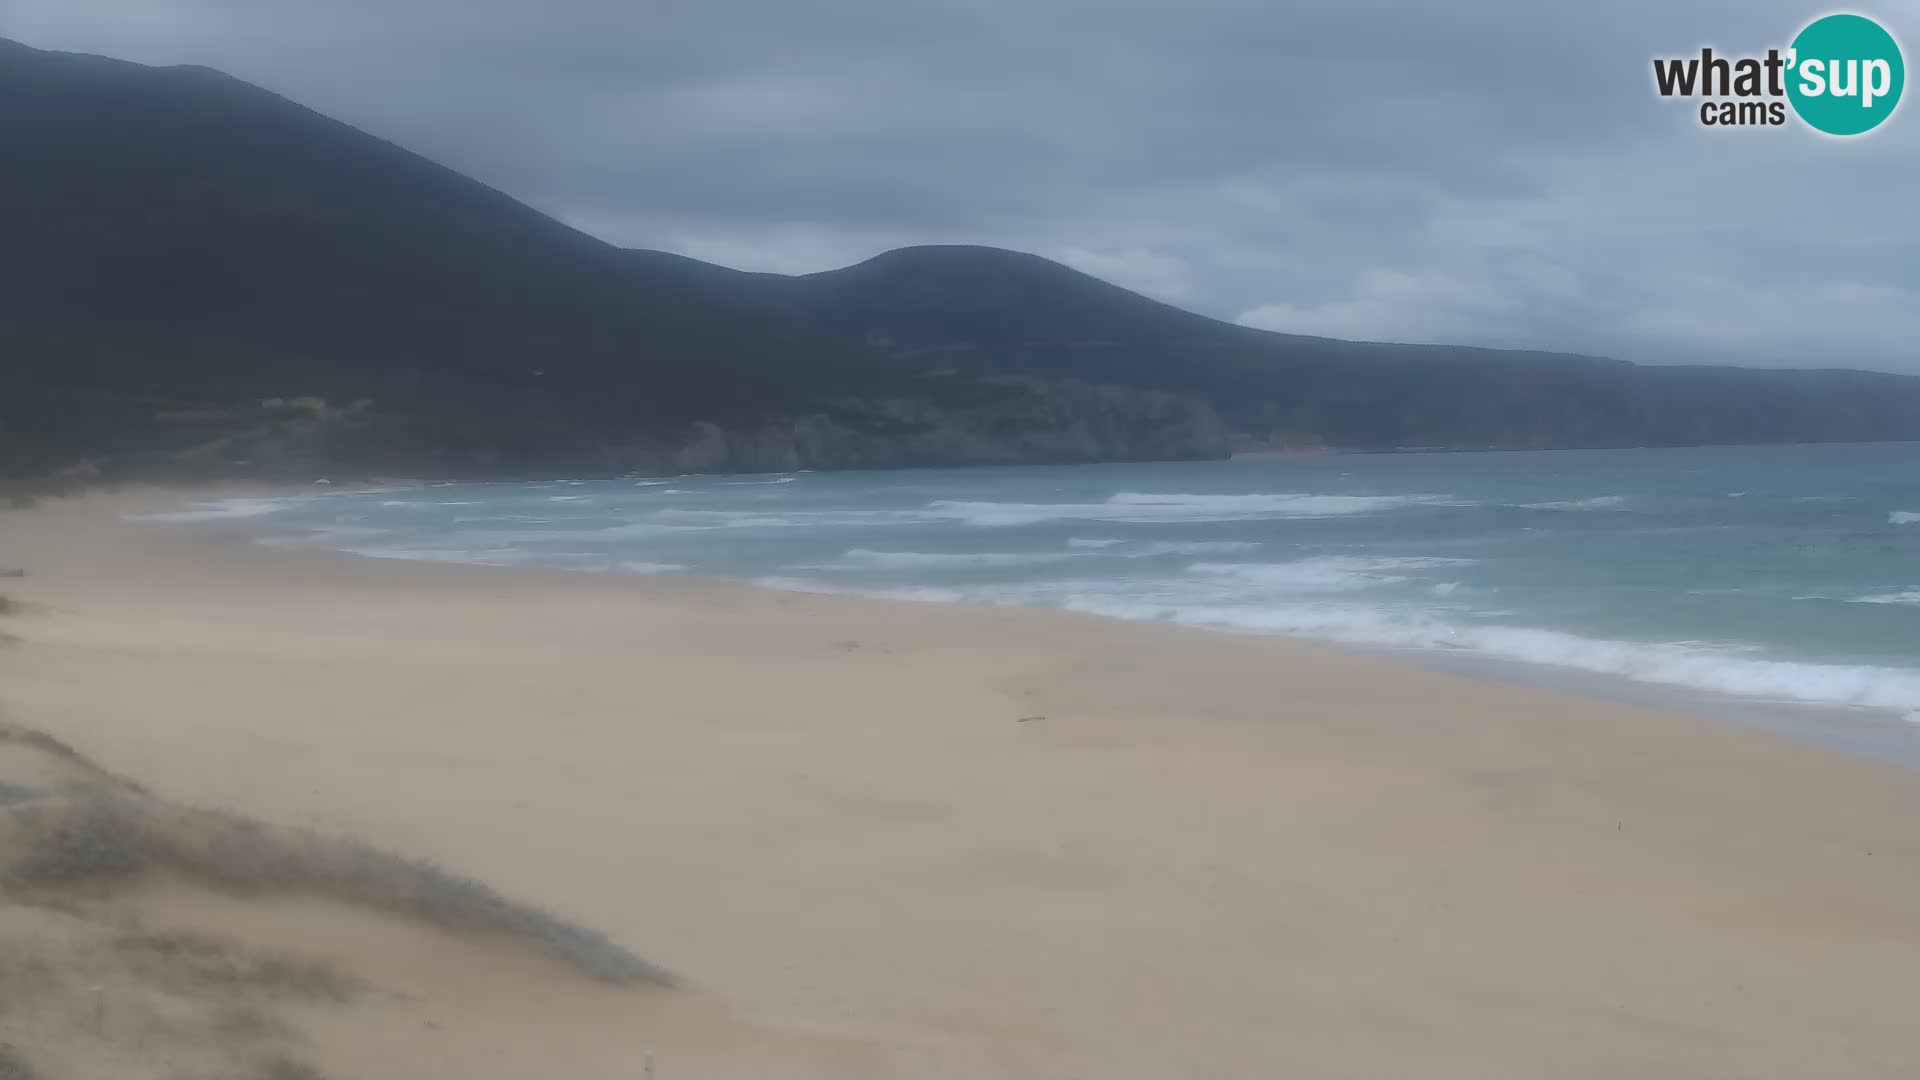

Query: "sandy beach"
left=4, top=488, right=1920, bottom=1078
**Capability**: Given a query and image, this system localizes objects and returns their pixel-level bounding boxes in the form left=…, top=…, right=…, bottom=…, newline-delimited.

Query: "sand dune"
left=0, top=717, right=874, bottom=1079
left=3, top=489, right=1920, bottom=1077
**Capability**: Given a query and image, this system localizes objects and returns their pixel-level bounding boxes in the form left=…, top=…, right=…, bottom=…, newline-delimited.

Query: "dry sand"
left=2, top=488, right=1919, bottom=1078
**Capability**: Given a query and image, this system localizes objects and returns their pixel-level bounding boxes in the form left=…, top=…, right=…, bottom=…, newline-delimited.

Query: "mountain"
left=4, top=37, right=1918, bottom=486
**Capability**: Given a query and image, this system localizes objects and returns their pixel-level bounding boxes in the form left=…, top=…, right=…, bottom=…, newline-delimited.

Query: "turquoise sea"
left=154, top=443, right=1920, bottom=750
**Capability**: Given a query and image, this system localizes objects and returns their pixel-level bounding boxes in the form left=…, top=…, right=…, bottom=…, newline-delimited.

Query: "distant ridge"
left=4, top=36, right=1919, bottom=481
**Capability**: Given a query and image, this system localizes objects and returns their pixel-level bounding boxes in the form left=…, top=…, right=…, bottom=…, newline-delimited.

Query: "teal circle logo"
left=1787, top=13, right=1905, bottom=135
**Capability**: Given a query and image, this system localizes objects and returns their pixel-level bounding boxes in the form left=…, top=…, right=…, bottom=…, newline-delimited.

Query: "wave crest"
left=1061, top=599, right=1920, bottom=714
left=930, top=491, right=1447, bottom=526
left=1187, top=556, right=1469, bottom=591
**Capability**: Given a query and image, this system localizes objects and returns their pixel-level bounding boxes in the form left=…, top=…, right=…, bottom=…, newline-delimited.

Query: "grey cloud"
left=6, top=0, right=1916, bottom=371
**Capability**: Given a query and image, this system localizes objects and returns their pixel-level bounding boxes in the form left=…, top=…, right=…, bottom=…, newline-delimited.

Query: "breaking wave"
left=1521, top=495, right=1632, bottom=511
left=929, top=491, right=1448, bottom=526
left=1055, top=598, right=1920, bottom=714
left=1186, top=556, right=1471, bottom=591
left=134, top=497, right=304, bottom=522
left=1852, top=591, right=1920, bottom=606
left=822, top=549, right=1076, bottom=570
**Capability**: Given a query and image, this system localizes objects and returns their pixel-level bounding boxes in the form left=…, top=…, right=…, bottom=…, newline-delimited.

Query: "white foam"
left=1057, top=598, right=1920, bottom=714
left=638, top=510, right=781, bottom=528
left=342, top=545, right=531, bottom=567
left=373, top=497, right=476, bottom=509
left=1522, top=495, right=1631, bottom=511
left=135, top=496, right=300, bottom=522
left=647, top=508, right=929, bottom=530
left=1106, top=491, right=1449, bottom=515
left=930, top=491, right=1447, bottom=527
left=825, top=548, right=1075, bottom=570
left=751, top=576, right=965, bottom=603
left=258, top=524, right=389, bottom=548
left=177, top=473, right=1920, bottom=721
left=1130, top=541, right=1263, bottom=556
left=1186, top=556, right=1468, bottom=592
left=722, top=476, right=797, bottom=485
left=1068, top=538, right=1259, bottom=555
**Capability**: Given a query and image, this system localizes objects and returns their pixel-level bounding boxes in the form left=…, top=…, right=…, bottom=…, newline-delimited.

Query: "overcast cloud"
left=5, top=0, right=1917, bottom=371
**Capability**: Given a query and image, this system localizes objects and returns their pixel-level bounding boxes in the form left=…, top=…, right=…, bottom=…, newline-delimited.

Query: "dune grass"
left=0, top=724, right=671, bottom=986
left=257, top=1054, right=330, bottom=1080
left=0, top=1043, right=38, bottom=1080
left=115, top=929, right=360, bottom=1003
left=0, top=594, right=34, bottom=646
left=0, top=722, right=150, bottom=797
left=0, top=783, right=44, bottom=807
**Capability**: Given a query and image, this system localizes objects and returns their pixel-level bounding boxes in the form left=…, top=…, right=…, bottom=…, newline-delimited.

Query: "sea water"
left=154, top=443, right=1920, bottom=741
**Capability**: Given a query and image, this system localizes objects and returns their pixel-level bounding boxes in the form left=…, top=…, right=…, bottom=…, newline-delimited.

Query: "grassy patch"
left=0, top=722, right=667, bottom=985
left=0, top=783, right=45, bottom=807
left=3, top=796, right=671, bottom=983
left=0, top=1042, right=39, bottom=1080
left=116, top=929, right=360, bottom=1003
left=0, top=947, right=60, bottom=1003
left=212, top=1004, right=298, bottom=1043
left=0, top=722, right=150, bottom=796
left=256, top=1053, right=329, bottom=1080
left=0, top=719, right=671, bottom=1079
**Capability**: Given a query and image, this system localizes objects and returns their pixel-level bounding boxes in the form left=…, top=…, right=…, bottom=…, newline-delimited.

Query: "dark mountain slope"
left=790, top=245, right=1658, bottom=448
left=0, top=38, right=896, bottom=476
left=791, top=246, right=1920, bottom=450
left=3, top=38, right=1917, bottom=482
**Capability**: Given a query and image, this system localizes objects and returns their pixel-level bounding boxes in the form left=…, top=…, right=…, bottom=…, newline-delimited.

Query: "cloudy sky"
left=7, top=0, right=1917, bottom=372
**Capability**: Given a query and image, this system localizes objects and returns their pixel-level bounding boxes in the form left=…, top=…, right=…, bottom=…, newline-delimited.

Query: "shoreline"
left=6, top=488, right=1920, bottom=1076
left=154, top=482, right=1920, bottom=768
